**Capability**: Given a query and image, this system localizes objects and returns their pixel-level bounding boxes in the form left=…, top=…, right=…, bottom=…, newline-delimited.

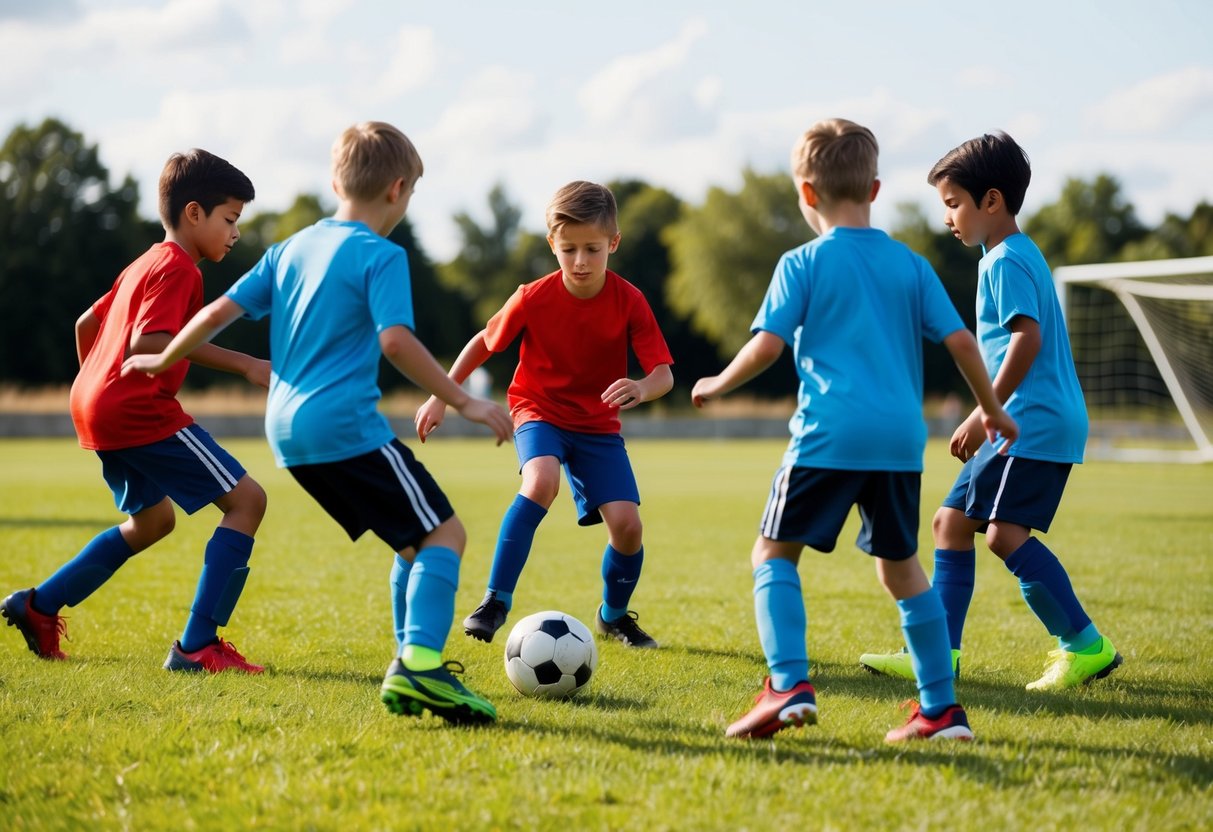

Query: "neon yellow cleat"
left=859, top=648, right=961, bottom=681
left=1026, top=637, right=1123, bottom=691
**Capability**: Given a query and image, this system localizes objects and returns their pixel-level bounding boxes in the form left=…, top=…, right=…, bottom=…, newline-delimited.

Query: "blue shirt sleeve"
left=226, top=247, right=277, bottom=321
left=367, top=247, right=414, bottom=333
left=988, top=254, right=1041, bottom=328
left=752, top=249, right=809, bottom=346
left=918, top=258, right=966, bottom=343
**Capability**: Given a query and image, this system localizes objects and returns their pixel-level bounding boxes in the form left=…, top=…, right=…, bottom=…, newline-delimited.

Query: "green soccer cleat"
left=859, top=647, right=961, bottom=681
left=380, top=657, right=497, bottom=725
left=1025, top=637, right=1123, bottom=691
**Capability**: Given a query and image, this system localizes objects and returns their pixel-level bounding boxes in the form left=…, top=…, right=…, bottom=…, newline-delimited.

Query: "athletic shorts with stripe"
left=96, top=423, right=247, bottom=515
left=287, top=438, right=454, bottom=552
left=941, top=441, right=1071, bottom=533
left=760, top=465, right=921, bottom=560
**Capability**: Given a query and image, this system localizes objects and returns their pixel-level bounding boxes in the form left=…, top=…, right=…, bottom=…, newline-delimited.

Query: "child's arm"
left=414, top=330, right=494, bottom=442
left=75, top=308, right=101, bottom=365
left=691, top=331, right=785, bottom=407
left=603, top=363, right=673, bottom=411
left=120, top=297, right=265, bottom=385
left=380, top=325, right=512, bottom=446
left=942, top=328, right=1020, bottom=457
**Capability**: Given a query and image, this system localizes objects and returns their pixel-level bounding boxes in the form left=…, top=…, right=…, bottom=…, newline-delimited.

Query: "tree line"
left=2, top=118, right=1209, bottom=401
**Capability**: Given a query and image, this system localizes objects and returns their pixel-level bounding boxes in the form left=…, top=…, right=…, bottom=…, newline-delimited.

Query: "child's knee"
left=238, top=477, right=268, bottom=520
left=421, top=515, right=467, bottom=555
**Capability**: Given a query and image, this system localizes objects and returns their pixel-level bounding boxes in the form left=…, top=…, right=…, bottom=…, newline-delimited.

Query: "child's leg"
left=485, top=457, right=555, bottom=608
left=931, top=507, right=983, bottom=651
left=389, top=553, right=412, bottom=650
left=33, top=499, right=172, bottom=614
left=598, top=501, right=643, bottom=621
left=179, top=476, right=266, bottom=652
left=400, top=516, right=466, bottom=670
left=989, top=522, right=1101, bottom=652
left=876, top=556, right=956, bottom=716
left=752, top=538, right=809, bottom=690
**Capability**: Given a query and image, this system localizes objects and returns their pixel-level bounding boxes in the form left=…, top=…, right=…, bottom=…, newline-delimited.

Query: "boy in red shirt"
left=416, top=180, right=674, bottom=647
left=2, top=149, right=269, bottom=673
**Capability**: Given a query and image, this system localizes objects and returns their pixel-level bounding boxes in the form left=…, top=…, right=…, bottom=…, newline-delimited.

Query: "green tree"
left=1118, top=202, right=1213, bottom=260
left=438, top=183, right=529, bottom=324
left=0, top=118, right=150, bottom=385
left=1025, top=174, right=1147, bottom=266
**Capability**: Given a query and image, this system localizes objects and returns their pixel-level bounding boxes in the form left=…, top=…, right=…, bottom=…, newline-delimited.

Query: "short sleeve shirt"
left=69, top=243, right=200, bottom=450
left=484, top=270, right=673, bottom=434
left=753, top=227, right=965, bottom=471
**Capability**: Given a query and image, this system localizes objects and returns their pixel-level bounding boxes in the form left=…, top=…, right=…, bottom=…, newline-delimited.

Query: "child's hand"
left=456, top=397, right=513, bottom=446
left=982, top=407, right=1019, bottom=455
left=245, top=358, right=271, bottom=389
left=691, top=376, right=721, bottom=408
left=601, top=378, right=645, bottom=411
left=120, top=353, right=170, bottom=378
left=948, top=411, right=987, bottom=461
left=415, top=396, right=447, bottom=443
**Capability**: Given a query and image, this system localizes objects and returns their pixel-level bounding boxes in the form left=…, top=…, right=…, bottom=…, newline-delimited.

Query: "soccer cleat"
left=859, top=647, right=961, bottom=681
left=463, top=594, right=509, bottom=643
left=1, top=588, right=68, bottom=660
left=1025, top=637, right=1123, bottom=691
left=164, top=638, right=264, bottom=674
left=380, top=657, right=497, bottom=725
left=726, top=677, right=818, bottom=739
left=594, top=605, right=658, bottom=648
left=885, top=700, right=974, bottom=742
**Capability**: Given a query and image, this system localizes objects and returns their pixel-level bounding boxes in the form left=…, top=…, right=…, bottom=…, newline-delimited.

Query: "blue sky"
left=2, top=0, right=1210, bottom=259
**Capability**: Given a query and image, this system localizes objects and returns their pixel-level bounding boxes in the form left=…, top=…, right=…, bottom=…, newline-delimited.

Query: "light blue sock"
left=34, top=526, right=134, bottom=614
left=389, top=554, right=412, bottom=651
left=487, top=495, right=547, bottom=596
left=403, top=546, right=461, bottom=654
left=753, top=559, right=809, bottom=691
left=1005, top=537, right=1099, bottom=652
left=600, top=544, right=643, bottom=622
left=181, top=528, right=254, bottom=653
left=898, top=588, right=955, bottom=717
left=932, top=548, right=975, bottom=651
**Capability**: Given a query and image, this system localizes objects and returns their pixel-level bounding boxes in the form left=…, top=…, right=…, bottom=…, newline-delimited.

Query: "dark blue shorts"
left=97, top=424, right=247, bottom=515
left=514, top=421, right=640, bottom=527
left=760, top=466, right=921, bottom=560
left=288, top=438, right=454, bottom=552
left=942, top=442, right=1071, bottom=532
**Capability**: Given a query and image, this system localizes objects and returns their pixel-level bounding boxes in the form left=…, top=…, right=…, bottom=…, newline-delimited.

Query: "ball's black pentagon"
left=537, top=618, right=571, bottom=639
left=504, top=633, right=524, bottom=660
left=532, top=659, right=563, bottom=685
left=574, top=663, right=593, bottom=688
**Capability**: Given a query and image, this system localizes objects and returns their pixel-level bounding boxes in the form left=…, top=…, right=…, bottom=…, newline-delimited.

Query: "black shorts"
left=760, top=465, right=921, bottom=560
left=288, top=439, right=454, bottom=552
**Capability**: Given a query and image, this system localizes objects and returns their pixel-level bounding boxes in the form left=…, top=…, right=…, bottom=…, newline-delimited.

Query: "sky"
left=1, top=0, right=1211, bottom=260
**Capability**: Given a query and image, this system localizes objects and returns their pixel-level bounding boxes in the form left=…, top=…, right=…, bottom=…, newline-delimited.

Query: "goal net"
left=1054, top=255, right=1213, bottom=463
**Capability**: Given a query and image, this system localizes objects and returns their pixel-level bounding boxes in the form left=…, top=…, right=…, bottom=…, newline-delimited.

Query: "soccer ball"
left=503, top=610, right=598, bottom=698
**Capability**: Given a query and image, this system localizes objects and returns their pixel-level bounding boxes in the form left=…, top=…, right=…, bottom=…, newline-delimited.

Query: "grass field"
left=1, top=437, right=1211, bottom=831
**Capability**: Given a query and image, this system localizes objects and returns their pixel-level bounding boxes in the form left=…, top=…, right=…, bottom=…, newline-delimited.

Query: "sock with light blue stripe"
left=932, top=548, right=976, bottom=651
left=181, top=527, right=254, bottom=653
left=487, top=495, right=547, bottom=598
left=600, top=545, right=643, bottom=621
left=402, top=546, right=460, bottom=655
left=753, top=559, right=809, bottom=691
left=1005, top=537, right=1098, bottom=652
left=34, top=526, right=134, bottom=614
left=389, top=554, right=412, bottom=651
left=898, top=588, right=955, bottom=717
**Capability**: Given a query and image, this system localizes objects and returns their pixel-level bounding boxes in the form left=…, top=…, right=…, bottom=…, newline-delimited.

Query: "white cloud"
left=374, top=26, right=438, bottom=100
left=422, top=67, right=546, bottom=156
left=1086, top=67, right=1213, bottom=134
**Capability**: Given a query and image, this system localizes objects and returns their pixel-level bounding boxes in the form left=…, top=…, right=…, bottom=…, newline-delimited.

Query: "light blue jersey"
left=976, top=234, right=1087, bottom=463
left=754, top=227, right=965, bottom=471
left=226, top=218, right=414, bottom=467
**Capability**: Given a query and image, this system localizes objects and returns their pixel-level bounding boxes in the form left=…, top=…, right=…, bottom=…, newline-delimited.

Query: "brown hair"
left=545, top=180, right=618, bottom=236
left=331, top=121, right=423, bottom=202
left=158, top=149, right=254, bottom=229
left=790, top=118, right=879, bottom=203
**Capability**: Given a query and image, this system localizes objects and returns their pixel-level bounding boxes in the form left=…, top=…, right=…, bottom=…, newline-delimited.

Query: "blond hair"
left=545, top=180, right=618, bottom=236
left=790, top=118, right=879, bottom=203
left=331, top=121, right=423, bottom=202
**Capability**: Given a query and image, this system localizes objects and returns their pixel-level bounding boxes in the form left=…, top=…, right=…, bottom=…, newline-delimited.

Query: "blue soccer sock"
left=1004, top=537, right=1099, bottom=652
left=402, top=546, right=461, bottom=665
left=600, top=544, right=643, bottom=622
left=932, top=548, right=976, bottom=651
left=487, top=494, right=547, bottom=597
left=898, top=588, right=956, bottom=717
left=389, top=554, right=412, bottom=651
left=752, top=559, right=809, bottom=692
left=180, top=528, right=254, bottom=653
left=34, top=526, right=135, bottom=615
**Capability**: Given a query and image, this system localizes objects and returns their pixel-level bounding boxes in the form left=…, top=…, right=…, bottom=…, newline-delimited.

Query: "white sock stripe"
left=990, top=456, right=1014, bottom=520
left=175, top=428, right=238, bottom=492
left=380, top=444, right=441, bottom=530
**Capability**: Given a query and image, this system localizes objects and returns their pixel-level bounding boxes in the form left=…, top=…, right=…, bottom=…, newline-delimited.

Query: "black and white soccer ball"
left=503, top=610, right=598, bottom=698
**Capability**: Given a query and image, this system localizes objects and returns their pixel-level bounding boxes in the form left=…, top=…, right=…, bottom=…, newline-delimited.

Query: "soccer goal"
left=1054, top=255, right=1213, bottom=463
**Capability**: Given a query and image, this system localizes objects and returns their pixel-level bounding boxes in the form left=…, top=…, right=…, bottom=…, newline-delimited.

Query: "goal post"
left=1054, top=255, right=1213, bottom=463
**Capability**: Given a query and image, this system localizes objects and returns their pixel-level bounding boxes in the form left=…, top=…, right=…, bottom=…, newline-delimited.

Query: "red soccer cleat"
left=885, top=700, right=974, bottom=743
left=164, top=638, right=264, bottom=674
left=726, top=677, right=818, bottom=739
left=2, top=589, right=68, bottom=660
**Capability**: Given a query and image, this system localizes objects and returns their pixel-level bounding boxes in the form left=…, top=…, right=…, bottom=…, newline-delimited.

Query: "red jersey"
left=69, top=243, right=201, bottom=450
left=484, top=270, right=674, bottom=434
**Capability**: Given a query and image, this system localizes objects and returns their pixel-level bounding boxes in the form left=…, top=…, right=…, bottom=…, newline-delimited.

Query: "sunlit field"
left=1, top=437, right=1210, bottom=831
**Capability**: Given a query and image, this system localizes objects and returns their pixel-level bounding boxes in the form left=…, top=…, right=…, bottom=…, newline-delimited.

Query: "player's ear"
left=869, top=178, right=881, bottom=203
left=608, top=232, right=621, bottom=253
left=386, top=177, right=405, bottom=203
left=183, top=201, right=203, bottom=227
left=984, top=189, right=1003, bottom=212
left=799, top=179, right=818, bottom=207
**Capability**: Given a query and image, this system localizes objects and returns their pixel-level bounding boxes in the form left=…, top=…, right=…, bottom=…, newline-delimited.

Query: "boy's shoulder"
left=983, top=232, right=1050, bottom=278
left=122, top=242, right=200, bottom=287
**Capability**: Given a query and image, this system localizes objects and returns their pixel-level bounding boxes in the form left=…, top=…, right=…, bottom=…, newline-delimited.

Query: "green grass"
left=1, top=437, right=1211, bottom=831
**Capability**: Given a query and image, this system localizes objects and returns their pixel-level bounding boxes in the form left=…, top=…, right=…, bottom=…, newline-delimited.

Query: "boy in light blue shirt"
left=693, top=118, right=1018, bottom=743
left=861, top=131, right=1121, bottom=691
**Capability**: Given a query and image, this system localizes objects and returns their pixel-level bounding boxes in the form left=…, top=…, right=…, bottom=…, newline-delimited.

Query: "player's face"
left=195, top=197, right=246, bottom=262
left=936, top=179, right=988, bottom=248
left=548, top=223, right=620, bottom=299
